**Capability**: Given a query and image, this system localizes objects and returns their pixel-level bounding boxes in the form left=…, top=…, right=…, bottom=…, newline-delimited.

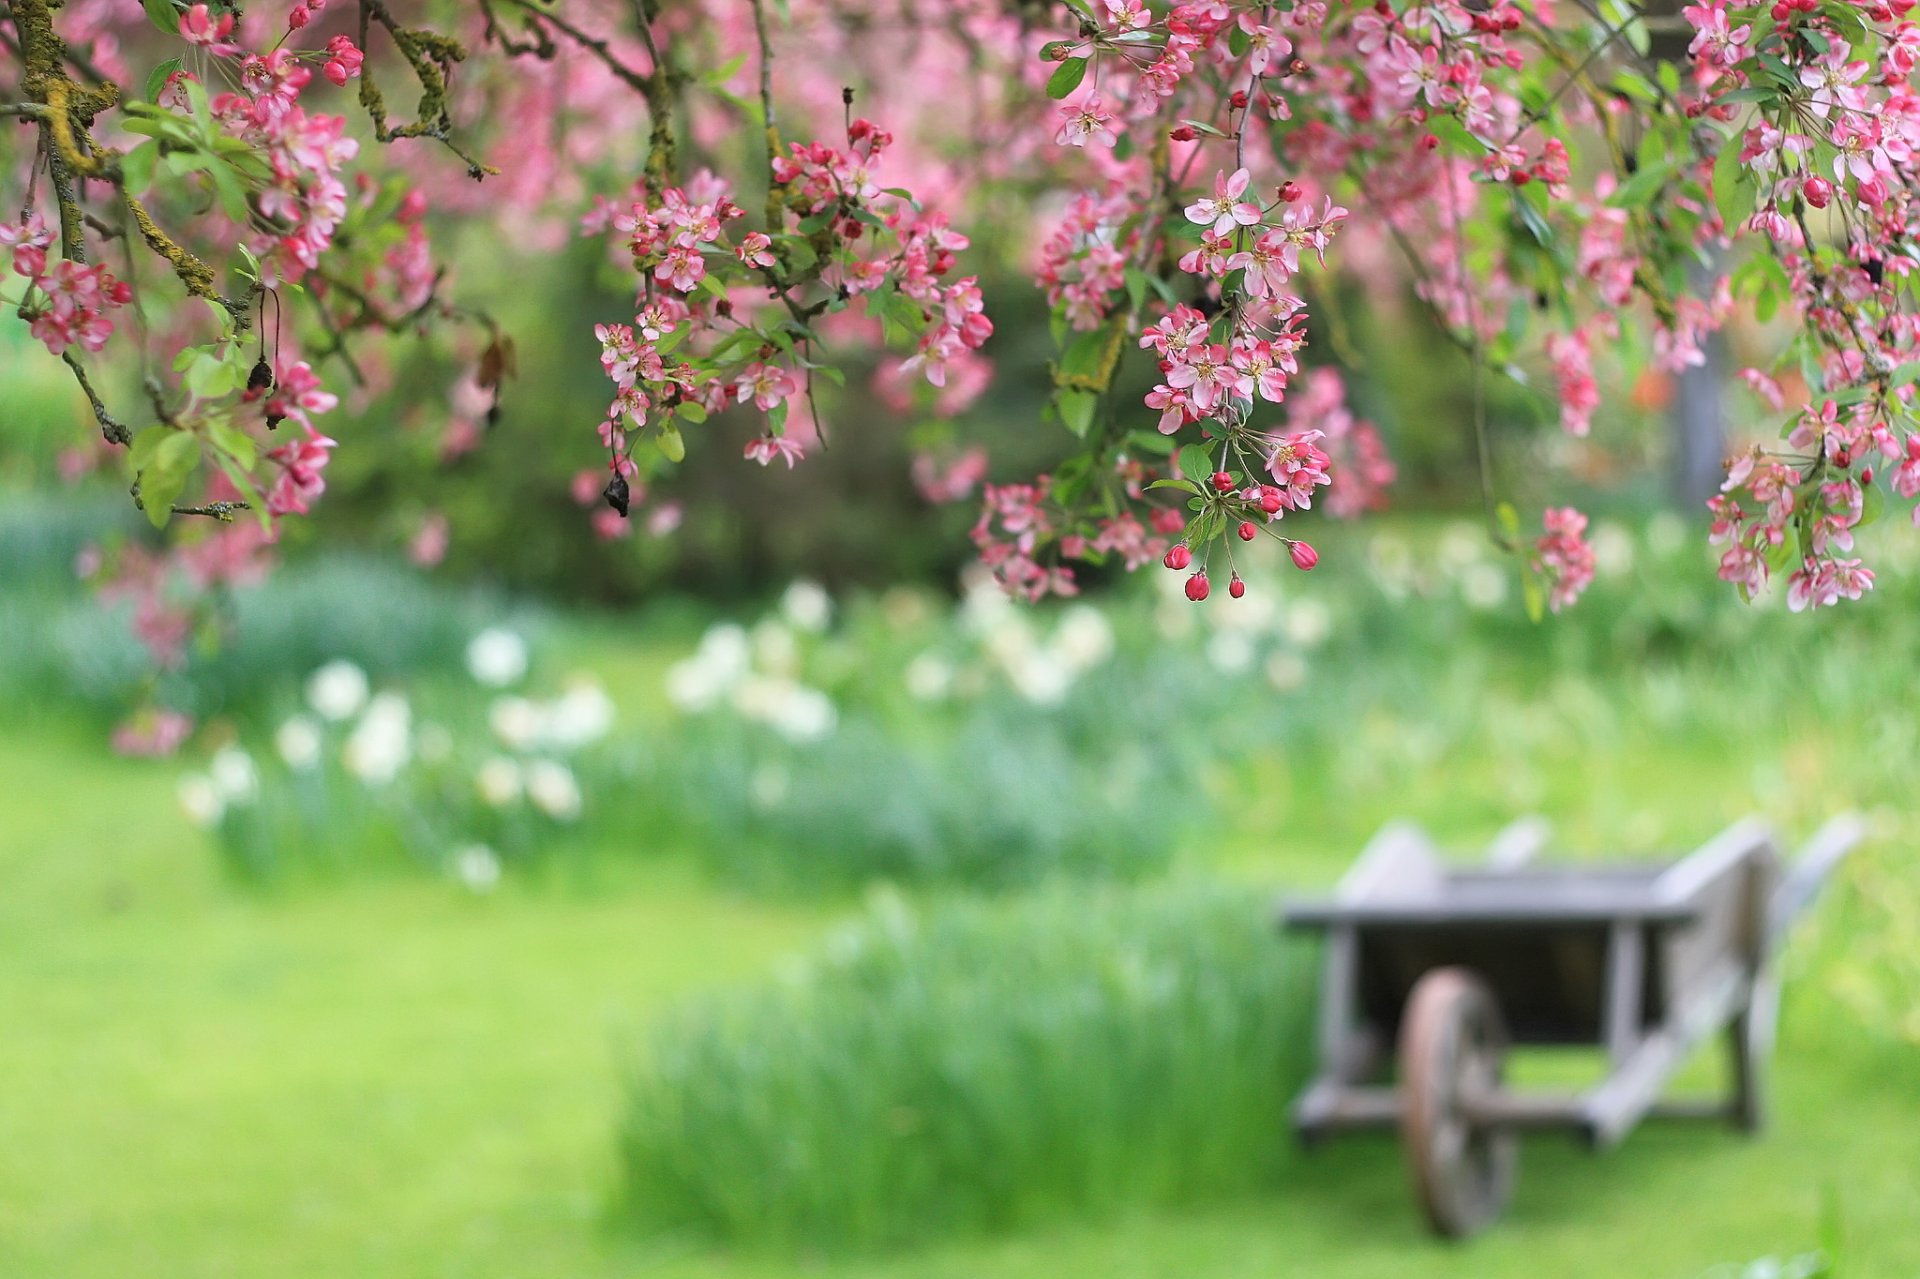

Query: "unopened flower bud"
left=1289, top=540, right=1319, bottom=571
left=1185, top=570, right=1210, bottom=601
left=1164, top=543, right=1192, bottom=570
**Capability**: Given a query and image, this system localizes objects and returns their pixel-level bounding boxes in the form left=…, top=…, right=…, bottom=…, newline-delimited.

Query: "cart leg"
left=1729, top=966, right=1778, bottom=1133
left=1399, top=967, right=1518, bottom=1238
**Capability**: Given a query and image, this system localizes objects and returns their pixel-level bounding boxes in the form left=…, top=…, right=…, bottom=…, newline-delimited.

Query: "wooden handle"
left=1767, top=813, right=1868, bottom=948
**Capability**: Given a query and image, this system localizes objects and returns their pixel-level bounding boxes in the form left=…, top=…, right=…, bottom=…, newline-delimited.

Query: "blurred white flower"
left=1460, top=562, right=1509, bottom=611
left=1265, top=650, right=1308, bottom=692
left=475, top=755, right=523, bottom=807
left=546, top=681, right=615, bottom=750
left=1592, top=522, right=1635, bottom=577
left=750, top=761, right=790, bottom=810
left=666, top=624, right=751, bottom=711
left=416, top=722, right=454, bottom=764
left=344, top=692, right=412, bottom=785
left=177, top=775, right=223, bottom=828
left=904, top=652, right=954, bottom=702
left=1007, top=649, right=1073, bottom=706
left=959, top=568, right=1015, bottom=635
left=781, top=579, right=833, bottom=633
left=488, top=696, right=542, bottom=751
left=1054, top=604, right=1115, bottom=671
left=275, top=716, right=322, bottom=771
left=525, top=759, right=583, bottom=821
left=1281, top=598, right=1333, bottom=649
left=466, top=628, right=529, bottom=687
left=306, top=660, right=369, bottom=721
left=452, top=843, right=501, bottom=894
left=752, top=619, right=800, bottom=677
left=1206, top=631, right=1256, bottom=674
left=768, top=685, right=837, bottom=743
left=209, top=746, right=259, bottom=804
left=1436, top=521, right=1487, bottom=572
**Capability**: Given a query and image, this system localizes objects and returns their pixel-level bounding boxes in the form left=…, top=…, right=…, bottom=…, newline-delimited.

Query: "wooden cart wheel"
left=1398, top=967, right=1518, bottom=1238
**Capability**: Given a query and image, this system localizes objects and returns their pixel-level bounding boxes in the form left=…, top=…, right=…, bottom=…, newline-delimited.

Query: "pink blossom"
left=744, top=436, right=806, bottom=468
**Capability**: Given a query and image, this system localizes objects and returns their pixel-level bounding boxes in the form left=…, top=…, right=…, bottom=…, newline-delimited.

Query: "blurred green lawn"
left=3, top=699, right=1916, bottom=1279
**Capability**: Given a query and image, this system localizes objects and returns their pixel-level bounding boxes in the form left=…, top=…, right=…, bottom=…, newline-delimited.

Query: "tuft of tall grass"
left=619, top=880, right=1311, bottom=1251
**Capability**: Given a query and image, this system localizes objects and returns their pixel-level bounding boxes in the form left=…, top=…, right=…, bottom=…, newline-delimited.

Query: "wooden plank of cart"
left=1277, top=814, right=1865, bottom=1238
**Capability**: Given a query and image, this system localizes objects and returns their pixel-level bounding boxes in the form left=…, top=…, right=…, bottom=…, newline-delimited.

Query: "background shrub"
left=619, top=879, right=1312, bottom=1251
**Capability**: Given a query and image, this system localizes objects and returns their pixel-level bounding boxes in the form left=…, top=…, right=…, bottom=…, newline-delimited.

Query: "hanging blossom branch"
left=4, top=0, right=1919, bottom=763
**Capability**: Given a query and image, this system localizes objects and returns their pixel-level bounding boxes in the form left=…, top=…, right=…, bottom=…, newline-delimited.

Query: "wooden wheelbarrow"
left=1277, top=814, right=1865, bottom=1238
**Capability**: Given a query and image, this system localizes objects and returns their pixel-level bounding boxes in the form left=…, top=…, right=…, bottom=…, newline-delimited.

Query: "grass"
left=621, top=881, right=1312, bottom=1249
left=3, top=705, right=1918, bottom=1279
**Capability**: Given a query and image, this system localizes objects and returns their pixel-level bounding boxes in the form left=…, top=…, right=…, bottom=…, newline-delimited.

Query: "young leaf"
left=1047, top=56, right=1090, bottom=100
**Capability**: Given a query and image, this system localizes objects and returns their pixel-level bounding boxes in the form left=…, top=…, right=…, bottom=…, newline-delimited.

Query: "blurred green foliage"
left=619, top=880, right=1312, bottom=1251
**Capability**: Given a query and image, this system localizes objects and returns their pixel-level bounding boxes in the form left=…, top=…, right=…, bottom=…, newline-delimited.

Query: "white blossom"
left=904, top=653, right=954, bottom=702
left=275, top=716, right=322, bottom=770
left=525, top=759, right=583, bottom=821
left=209, top=747, right=259, bottom=804
left=475, top=756, right=523, bottom=807
left=177, top=775, right=224, bottom=828
left=781, top=579, right=833, bottom=633
left=344, top=692, right=412, bottom=785
left=452, top=844, right=502, bottom=894
left=488, top=696, right=543, bottom=750
left=306, top=660, right=369, bottom=721
left=466, top=628, right=530, bottom=688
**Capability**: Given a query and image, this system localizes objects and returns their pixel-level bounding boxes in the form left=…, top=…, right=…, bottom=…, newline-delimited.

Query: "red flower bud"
left=1861, top=466, right=1874, bottom=484
left=1421, top=133, right=1440, bottom=151
left=1229, top=574, right=1246, bottom=599
left=1170, top=125, right=1197, bottom=142
left=1185, top=570, right=1211, bottom=601
left=1278, top=180, right=1303, bottom=203
left=1237, top=521, right=1257, bottom=541
left=1230, top=90, right=1249, bottom=109
left=1210, top=470, right=1235, bottom=493
left=1260, top=489, right=1283, bottom=514
left=1803, top=176, right=1833, bottom=208
left=1289, top=540, right=1319, bottom=571
left=1164, top=543, right=1192, bottom=571
left=1833, top=445, right=1852, bottom=468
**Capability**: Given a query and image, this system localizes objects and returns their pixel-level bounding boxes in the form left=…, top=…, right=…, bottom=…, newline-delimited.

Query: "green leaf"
left=140, top=431, right=202, bottom=529
left=144, top=57, right=182, bottom=104
left=1146, top=478, right=1200, bottom=493
left=206, top=160, right=251, bottom=224
left=206, top=418, right=256, bottom=469
left=1126, top=430, right=1175, bottom=455
left=1712, top=131, right=1750, bottom=226
left=120, top=141, right=158, bottom=195
left=1521, top=573, right=1546, bottom=622
left=1057, top=389, right=1097, bottom=439
left=143, top=0, right=179, bottom=34
left=1495, top=501, right=1521, bottom=545
left=1047, top=56, right=1090, bottom=100
left=674, top=401, right=709, bottom=425
left=1607, top=159, right=1678, bottom=209
left=656, top=424, right=686, bottom=463
left=1177, top=443, right=1213, bottom=484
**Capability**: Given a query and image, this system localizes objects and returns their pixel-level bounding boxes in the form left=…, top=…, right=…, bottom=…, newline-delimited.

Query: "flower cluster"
left=583, top=117, right=989, bottom=528
left=179, top=635, right=618, bottom=884
left=1532, top=507, right=1597, bottom=614
left=0, top=216, right=132, bottom=356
